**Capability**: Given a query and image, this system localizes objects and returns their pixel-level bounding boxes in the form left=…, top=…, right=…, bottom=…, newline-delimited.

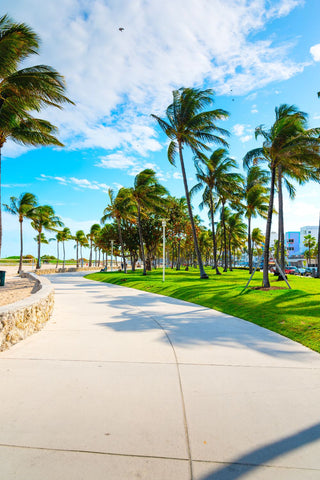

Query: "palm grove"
left=1, top=16, right=320, bottom=286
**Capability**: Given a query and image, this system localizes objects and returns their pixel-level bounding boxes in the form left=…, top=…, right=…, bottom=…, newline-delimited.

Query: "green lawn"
left=86, top=268, right=320, bottom=354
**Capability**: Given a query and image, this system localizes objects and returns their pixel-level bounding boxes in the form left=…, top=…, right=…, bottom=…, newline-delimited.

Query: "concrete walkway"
left=0, top=272, right=320, bottom=479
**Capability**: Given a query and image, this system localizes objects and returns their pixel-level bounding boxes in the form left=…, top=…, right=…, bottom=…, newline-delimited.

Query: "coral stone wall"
left=0, top=273, right=54, bottom=352
left=36, top=266, right=100, bottom=275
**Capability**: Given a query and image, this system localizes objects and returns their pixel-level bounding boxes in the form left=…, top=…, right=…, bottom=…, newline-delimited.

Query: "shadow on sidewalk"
left=198, top=422, right=320, bottom=479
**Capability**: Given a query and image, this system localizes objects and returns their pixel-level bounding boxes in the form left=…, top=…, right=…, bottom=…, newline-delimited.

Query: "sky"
left=1, top=0, right=320, bottom=259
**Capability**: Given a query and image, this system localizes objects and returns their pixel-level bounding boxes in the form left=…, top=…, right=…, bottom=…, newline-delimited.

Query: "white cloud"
left=39, top=174, right=110, bottom=192
left=240, top=134, right=252, bottom=143
left=97, top=154, right=136, bottom=169
left=251, top=104, right=258, bottom=113
left=310, top=44, right=320, bottom=62
left=1, top=0, right=307, bottom=157
left=233, top=124, right=246, bottom=136
left=173, top=172, right=182, bottom=180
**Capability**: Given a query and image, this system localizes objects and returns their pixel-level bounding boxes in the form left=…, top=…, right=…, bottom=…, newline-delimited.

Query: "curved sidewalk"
left=0, top=272, right=320, bottom=479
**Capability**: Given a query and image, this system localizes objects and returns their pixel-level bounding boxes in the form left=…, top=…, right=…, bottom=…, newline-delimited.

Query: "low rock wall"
left=0, top=273, right=54, bottom=352
left=36, top=266, right=100, bottom=275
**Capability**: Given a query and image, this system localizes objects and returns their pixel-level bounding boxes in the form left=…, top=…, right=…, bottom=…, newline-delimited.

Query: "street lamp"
left=111, top=239, right=114, bottom=272
left=162, top=220, right=166, bottom=282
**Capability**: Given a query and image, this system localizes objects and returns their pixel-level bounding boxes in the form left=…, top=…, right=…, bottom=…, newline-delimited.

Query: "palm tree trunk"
left=277, top=165, right=286, bottom=280
left=176, top=238, right=181, bottom=270
left=76, top=241, right=79, bottom=268
left=137, top=204, right=147, bottom=275
left=317, top=215, right=320, bottom=278
left=116, top=217, right=127, bottom=274
left=263, top=166, right=276, bottom=288
left=37, top=229, right=41, bottom=269
left=63, top=241, right=65, bottom=268
left=248, top=216, right=252, bottom=274
left=56, top=241, right=59, bottom=268
left=18, top=219, right=23, bottom=273
left=89, top=240, right=92, bottom=267
left=209, top=193, right=220, bottom=274
left=228, top=235, right=233, bottom=271
left=221, top=202, right=228, bottom=272
left=0, top=147, right=2, bottom=258
left=178, top=143, right=208, bottom=279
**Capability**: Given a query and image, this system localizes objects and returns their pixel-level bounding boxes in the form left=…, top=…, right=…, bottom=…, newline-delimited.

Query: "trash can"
left=0, top=270, right=6, bottom=286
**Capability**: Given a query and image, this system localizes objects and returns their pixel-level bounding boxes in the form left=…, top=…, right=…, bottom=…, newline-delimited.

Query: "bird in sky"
left=119, top=27, right=124, bottom=32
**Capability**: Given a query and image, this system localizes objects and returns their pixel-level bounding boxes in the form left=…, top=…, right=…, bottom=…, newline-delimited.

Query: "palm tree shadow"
left=198, top=422, right=320, bottom=479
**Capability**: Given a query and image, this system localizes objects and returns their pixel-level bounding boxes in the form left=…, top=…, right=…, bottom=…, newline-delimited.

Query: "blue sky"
left=2, top=0, right=320, bottom=259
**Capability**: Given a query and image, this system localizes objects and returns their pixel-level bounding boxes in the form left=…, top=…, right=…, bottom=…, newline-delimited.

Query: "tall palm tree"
left=225, top=210, right=247, bottom=270
left=101, top=188, right=133, bottom=273
left=191, top=148, right=240, bottom=274
left=243, top=166, right=269, bottom=273
left=79, top=233, right=89, bottom=267
left=30, top=205, right=63, bottom=268
left=53, top=231, right=64, bottom=268
left=303, top=234, right=316, bottom=263
left=74, top=230, right=86, bottom=267
left=152, top=87, right=229, bottom=279
left=129, top=169, right=167, bottom=276
left=251, top=227, right=265, bottom=256
left=59, top=227, right=72, bottom=268
left=244, top=104, right=320, bottom=287
left=87, top=224, right=100, bottom=267
left=0, top=14, right=74, bottom=256
left=3, top=192, right=37, bottom=272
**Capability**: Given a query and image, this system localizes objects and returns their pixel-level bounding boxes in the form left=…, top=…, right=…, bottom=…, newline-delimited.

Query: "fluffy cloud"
left=233, top=124, right=253, bottom=142
left=2, top=0, right=306, bottom=157
left=310, top=44, right=320, bottom=62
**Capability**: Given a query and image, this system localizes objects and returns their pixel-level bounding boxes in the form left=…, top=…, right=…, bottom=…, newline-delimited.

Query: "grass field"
left=86, top=268, right=320, bottom=353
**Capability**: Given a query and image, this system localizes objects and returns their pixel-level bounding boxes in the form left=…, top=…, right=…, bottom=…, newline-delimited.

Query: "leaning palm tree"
left=152, top=87, right=229, bottom=279
left=0, top=14, right=74, bottom=256
left=129, top=169, right=167, bottom=276
left=244, top=104, right=320, bottom=287
left=3, top=192, right=37, bottom=272
left=30, top=205, right=63, bottom=268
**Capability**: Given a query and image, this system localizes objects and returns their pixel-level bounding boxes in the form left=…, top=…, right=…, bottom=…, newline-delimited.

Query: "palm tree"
left=101, top=188, right=133, bottom=273
left=30, top=205, right=63, bottom=268
left=152, top=87, right=229, bottom=279
left=225, top=210, right=247, bottom=269
left=74, top=230, right=86, bottom=267
left=2, top=192, right=37, bottom=272
left=87, top=224, right=100, bottom=267
left=251, top=227, right=265, bottom=256
left=53, top=231, right=64, bottom=268
left=79, top=233, right=89, bottom=267
left=129, top=169, right=167, bottom=276
left=303, top=234, right=316, bottom=264
left=243, top=166, right=269, bottom=273
left=59, top=227, right=72, bottom=268
left=191, top=148, right=240, bottom=274
left=0, top=15, right=74, bottom=256
left=244, top=104, right=320, bottom=287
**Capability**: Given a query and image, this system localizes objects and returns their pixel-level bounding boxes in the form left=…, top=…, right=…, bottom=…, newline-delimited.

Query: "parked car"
left=284, top=267, right=297, bottom=275
left=295, top=267, right=306, bottom=275
left=304, top=267, right=317, bottom=277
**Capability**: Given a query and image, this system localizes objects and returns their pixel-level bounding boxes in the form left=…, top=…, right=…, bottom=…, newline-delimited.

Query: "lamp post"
left=111, top=239, right=114, bottom=272
left=162, top=220, right=166, bottom=282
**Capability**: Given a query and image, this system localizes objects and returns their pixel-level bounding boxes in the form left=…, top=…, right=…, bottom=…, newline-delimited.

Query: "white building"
left=299, top=225, right=319, bottom=254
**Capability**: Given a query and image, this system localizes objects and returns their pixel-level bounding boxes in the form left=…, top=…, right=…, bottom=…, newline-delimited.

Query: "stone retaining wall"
left=0, top=273, right=54, bottom=352
left=36, top=266, right=100, bottom=275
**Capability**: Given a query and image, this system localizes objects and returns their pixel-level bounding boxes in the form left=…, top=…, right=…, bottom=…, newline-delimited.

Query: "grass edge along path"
left=86, top=268, right=320, bottom=354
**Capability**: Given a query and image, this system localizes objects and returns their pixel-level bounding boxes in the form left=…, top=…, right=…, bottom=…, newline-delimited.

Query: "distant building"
left=285, top=231, right=300, bottom=257
left=300, top=225, right=319, bottom=254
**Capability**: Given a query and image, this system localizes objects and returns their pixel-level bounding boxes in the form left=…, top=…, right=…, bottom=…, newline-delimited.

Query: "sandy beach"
left=0, top=266, right=38, bottom=307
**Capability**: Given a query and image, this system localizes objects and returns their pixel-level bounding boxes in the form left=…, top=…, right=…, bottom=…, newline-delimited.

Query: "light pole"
left=111, top=239, right=114, bottom=272
left=162, top=220, right=166, bottom=282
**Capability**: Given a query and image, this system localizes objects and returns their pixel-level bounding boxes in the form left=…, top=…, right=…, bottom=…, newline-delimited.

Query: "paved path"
left=0, top=272, right=320, bottom=479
